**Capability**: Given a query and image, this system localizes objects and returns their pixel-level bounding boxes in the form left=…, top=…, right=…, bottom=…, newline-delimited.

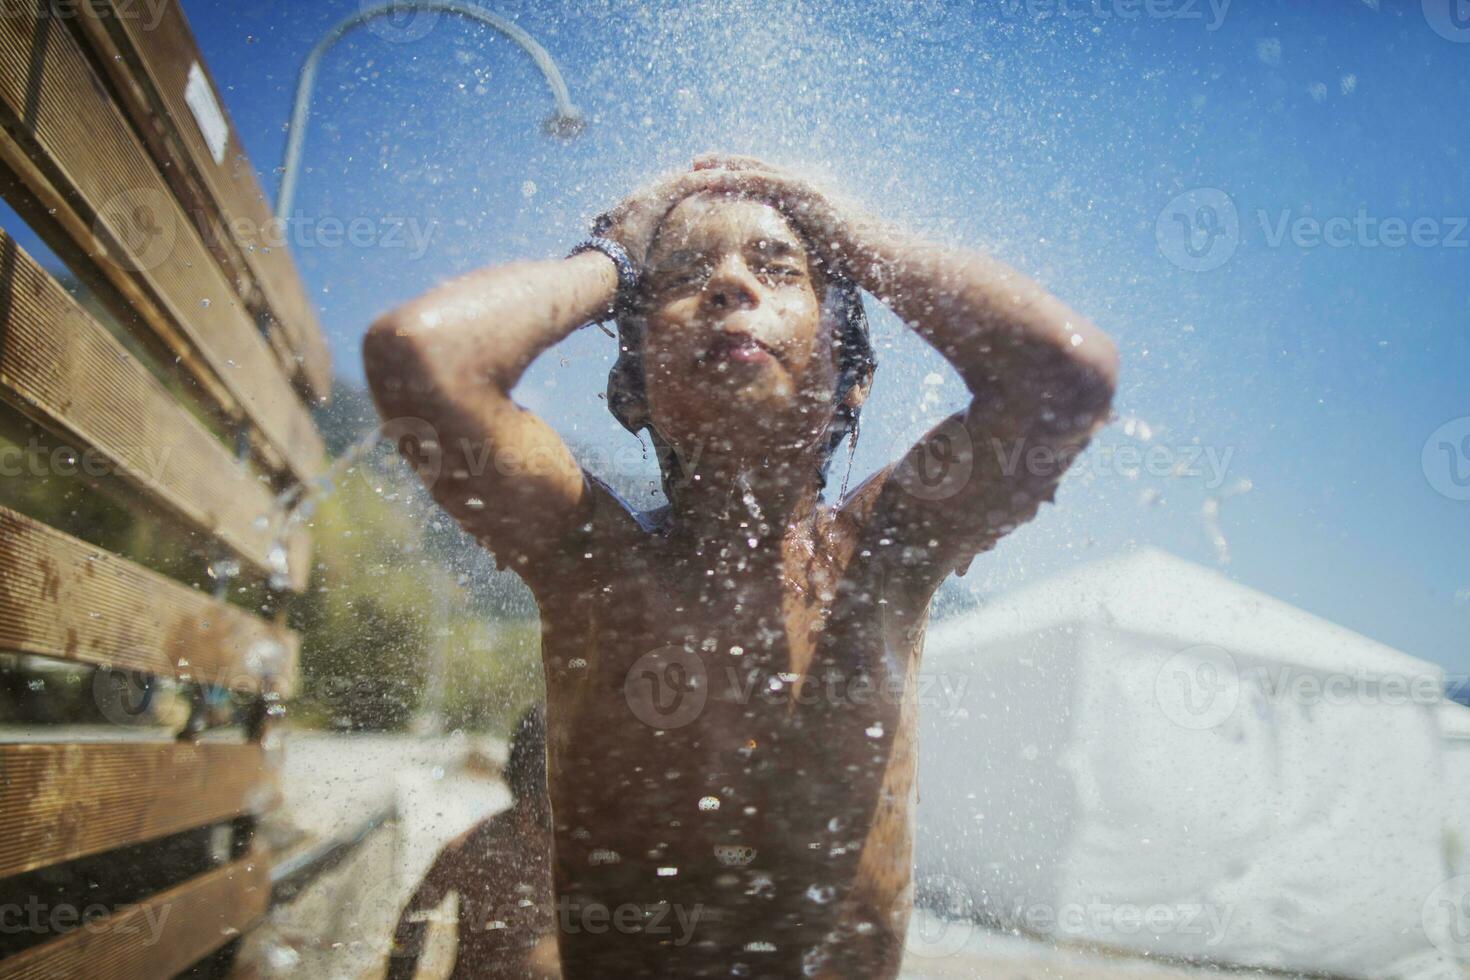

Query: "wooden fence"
left=0, top=2, right=326, bottom=975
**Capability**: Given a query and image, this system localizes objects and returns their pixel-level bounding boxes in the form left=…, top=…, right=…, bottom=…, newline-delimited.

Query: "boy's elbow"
left=364, top=309, right=411, bottom=365
left=1083, top=338, right=1118, bottom=419
left=363, top=311, right=428, bottom=404
left=1049, top=329, right=1117, bottom=435
left=1074, top=353, right=1117, bottom=432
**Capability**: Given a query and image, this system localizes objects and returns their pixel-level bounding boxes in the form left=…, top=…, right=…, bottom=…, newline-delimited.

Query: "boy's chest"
left=569, top=536, right=889, bottom=681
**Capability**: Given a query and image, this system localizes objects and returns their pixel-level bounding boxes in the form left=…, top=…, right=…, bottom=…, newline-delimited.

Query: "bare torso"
left=534, top=482, right=935, bottom=978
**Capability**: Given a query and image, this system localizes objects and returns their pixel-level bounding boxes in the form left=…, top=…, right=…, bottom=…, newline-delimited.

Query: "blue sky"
left=92, top=1, right=1470, bottom=669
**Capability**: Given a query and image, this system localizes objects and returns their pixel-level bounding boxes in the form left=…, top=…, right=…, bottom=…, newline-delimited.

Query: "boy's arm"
left=840, top=224, right=1116, bottom=595
left=363, top=167, right=743, bottom=587
left=363, top=250, right=619, bottom=587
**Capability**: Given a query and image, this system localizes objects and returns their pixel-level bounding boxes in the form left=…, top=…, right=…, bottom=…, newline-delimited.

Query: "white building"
left=915, top=547, right=1462, bottom=979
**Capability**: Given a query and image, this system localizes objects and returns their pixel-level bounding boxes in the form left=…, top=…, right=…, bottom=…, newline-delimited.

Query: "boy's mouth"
left=699, top=331, right=776, bottom=367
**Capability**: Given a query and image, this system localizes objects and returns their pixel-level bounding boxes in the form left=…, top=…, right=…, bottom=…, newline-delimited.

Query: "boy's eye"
left=659, top=263, right=712, bottom=289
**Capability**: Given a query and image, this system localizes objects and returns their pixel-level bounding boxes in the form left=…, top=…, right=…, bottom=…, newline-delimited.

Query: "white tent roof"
left=924, top=547, right=1441, bottom=685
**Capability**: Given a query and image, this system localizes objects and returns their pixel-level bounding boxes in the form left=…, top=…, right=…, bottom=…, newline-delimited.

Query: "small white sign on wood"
left=183, top=61, right=229, bottom=165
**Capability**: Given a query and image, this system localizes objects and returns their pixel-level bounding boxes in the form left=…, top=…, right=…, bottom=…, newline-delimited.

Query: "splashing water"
left=260, top=424, right=388, bottom=589
left=1201, top=478, right=1253, bottom=566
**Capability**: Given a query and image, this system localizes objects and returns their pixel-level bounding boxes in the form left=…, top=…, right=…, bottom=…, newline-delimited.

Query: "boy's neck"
left=664, top=451, right=824, bottom=552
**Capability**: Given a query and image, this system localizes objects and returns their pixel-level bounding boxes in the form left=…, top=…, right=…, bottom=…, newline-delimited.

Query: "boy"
left=364, top=153, right=1116, bottom=978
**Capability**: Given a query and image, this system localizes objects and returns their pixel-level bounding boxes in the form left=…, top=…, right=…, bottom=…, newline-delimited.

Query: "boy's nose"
left=703, top=254, right=760, bottom=311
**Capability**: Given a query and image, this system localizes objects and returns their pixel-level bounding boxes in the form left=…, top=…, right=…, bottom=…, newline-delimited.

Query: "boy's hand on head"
left=593, top=167, right=737, bottom=270
left=688, top=153, right=874, bottom=278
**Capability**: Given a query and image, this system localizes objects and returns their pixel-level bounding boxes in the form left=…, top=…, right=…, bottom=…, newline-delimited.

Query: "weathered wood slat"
left=0, top=505, right=299, bottom=695
left=0, top=229, right=309, bottom=587
left=0, top=857, right=269, bottom=979
left=0, top=9, right=324, bottom=481
left=72, top=0, right=333, bottom=399
left=0, top=741, right=279, bottom=878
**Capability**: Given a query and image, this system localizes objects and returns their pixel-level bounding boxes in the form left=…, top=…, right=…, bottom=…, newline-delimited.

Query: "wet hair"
left=604, top=210, right=877, bottom=502
left=505, top=703, right=546, bottom=802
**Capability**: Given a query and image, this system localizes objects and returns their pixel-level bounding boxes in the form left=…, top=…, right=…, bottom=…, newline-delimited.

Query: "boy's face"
left=635, top=193, right=839, bottom=461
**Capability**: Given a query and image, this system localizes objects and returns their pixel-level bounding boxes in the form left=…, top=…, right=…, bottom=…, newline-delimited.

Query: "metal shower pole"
left=275, top=0, right=584, bottom=220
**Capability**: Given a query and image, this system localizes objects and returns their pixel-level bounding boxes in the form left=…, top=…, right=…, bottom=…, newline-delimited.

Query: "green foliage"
left=290, top=383, right=544, bottom=734
left=437, top=617, right=543, bottom=737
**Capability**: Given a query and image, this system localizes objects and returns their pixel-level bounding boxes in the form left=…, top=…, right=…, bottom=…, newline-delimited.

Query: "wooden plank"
left=0, top=9, right=324, bottom=481
left=0, top=741, right=279, bottom=878
left=71, top=0, right=333, bottom=399
left=0, top=857, right=269, bottom=980
left=0, top=505, right=300, bottom=695
left=0, top=229, right=307, bottom=587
